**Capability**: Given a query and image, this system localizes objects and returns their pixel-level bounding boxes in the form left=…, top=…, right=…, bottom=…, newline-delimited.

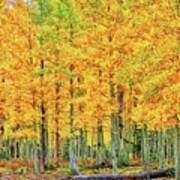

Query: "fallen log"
left=58, top=168, right=174, bottom=180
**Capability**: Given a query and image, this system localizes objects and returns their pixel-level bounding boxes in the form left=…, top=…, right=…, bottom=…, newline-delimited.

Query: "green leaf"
left=45, top=2, right=54, bottom=13
left=38, top=0, right=53, bottom=17
left=70, top=28, right=78, bottom=34
left=55, top=49, right=60, bottom=54
left=177, top=114, right=180, bottom=120
left=80, top=25, right=84, bottom=29
left=63, top=0, right=69, bottom=5
left=69, top=9, right=78, bottom=23
left=46, top=18, right=56, bottom=25
left=152, top=87, right=158, bottom=95
left=36, top=123, right=41, bottom=128
left=38, top=35, right=44, bottom=43
left=88, top=24, right=96, bottom=28
left=64, top=25, right=70, bottom=29
left=54, top=3, right=68, bottom=19
left=128, top=80, right=132, bottom=87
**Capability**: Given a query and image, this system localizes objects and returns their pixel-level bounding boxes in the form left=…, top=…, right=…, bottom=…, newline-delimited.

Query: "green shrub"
left=45, top=163, right=56, bottom=170
left=0, top=149, right=9, bottom=160
left=151, top=153, right=158, bottom=160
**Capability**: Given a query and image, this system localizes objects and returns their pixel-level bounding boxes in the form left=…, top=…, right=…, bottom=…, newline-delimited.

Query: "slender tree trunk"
left=55, top=82, right=61, bottom=161
left=4, top=139, right=9, bottom=160
left=91, top=130, right=95, bottom=159
left=141, top=129, right=144, bottom=163
left=109, top=72, right=117, bottom=174
left=77, top=135, right=80, bottom=158
left=143, top=127, right=148, bottom=164
left=9, top=138, right=12, bottom=159
left=147, top=137, right=150, bottom=180
left=27, top=140, right=32, bottom=161
left=69, top=137, right=74, bottom=170
left=111, top=114, right=117, bottom=175
left=50, top=133, right=56, bottom=160
left=84, top=129, right=88, bottom=160
left=32, top=90, right=39, bottom=175
left=69, top=63, right=75, bottom=171
left=56, top=131, right=60, bottom=160
left=127, top=126, right=133, bottom=161
left=174, top=126, right=180, bottom=180
left=60, top=138, right=64, bottom=161
left=117, top=84, right=124, bottom=150
left=116, top=116, right=122, bottom=167
left=147, top=131, right=153, bottom=180
left=33, top=139, right=39, bottom=175
left=106, top=5, right=118, bottom=173
left=97, top=70, right=105, bottom=164
left=133, top=126, right=137, bottom=159
left=27, top=19, right=39, bottom=173
left=117, top=85, right=124, bottom=167
left=29, top=141, right=32, bottom=161
left=40, top=103, right=46, bottom=172
left=158, top=129, right=165, bottom=170
left=24, top=139, right=28, bottom=160
left=19, top=138, right=23, bottom=159
left=45, top=128, right=49, bottom=166
left=40, top=60, right=46, bottom=172
left=166, top=129, right=172, bottom=164
left=80, top=129, right=85, bottom=167
left=97, top=123, right=104, bottom=164
left=152, top=131, right=157, bottom=155
left=14, top=139, right=18, bottom=158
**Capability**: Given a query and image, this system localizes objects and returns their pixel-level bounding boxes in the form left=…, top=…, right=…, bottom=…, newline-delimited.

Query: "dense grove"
left=0, top=0, right=179, bottom=179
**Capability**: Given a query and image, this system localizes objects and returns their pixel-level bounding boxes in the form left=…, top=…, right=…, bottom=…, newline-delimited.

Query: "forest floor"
left=0, top=159, right=175, bottom=180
